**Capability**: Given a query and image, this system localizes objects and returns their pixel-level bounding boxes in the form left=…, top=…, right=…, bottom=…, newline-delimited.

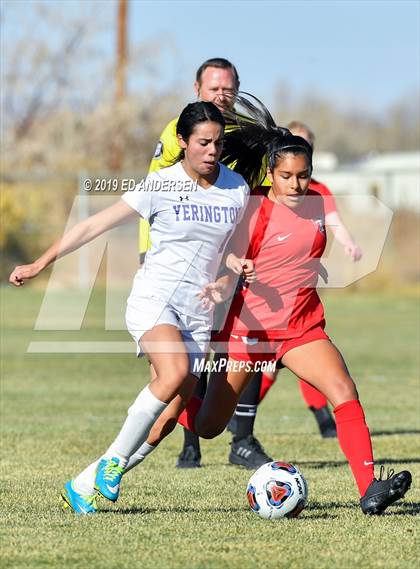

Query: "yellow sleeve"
left=148, top=118, right=180, bottom=173
left=139, top=118, right=180, bottom=258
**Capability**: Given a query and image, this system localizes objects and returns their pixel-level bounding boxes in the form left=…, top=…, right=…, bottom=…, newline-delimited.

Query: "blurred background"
left=1, top=0, right=419, bottom=290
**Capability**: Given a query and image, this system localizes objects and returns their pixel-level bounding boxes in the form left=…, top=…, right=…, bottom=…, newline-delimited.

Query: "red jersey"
left=222, top=188, right=331, bottom=340
left=309, top=178, right=337, bottom=213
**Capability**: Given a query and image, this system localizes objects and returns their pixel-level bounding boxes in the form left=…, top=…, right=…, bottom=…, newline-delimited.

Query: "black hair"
left=196, top=57, right=240, bottom=90
left=221, top=93, right=313, bottom=188
left=175, top=101, right=225, bottom=161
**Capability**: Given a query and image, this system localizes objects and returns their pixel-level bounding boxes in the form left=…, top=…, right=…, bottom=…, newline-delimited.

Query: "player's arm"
left=199, top=208, right=258, bottom=311
left=325, top=210, right=363, bottom=262
left=223, top=193, right=262, bottom=283
left=318, top=183, right=362, bottom=262
left=9, top=199, right=138, bottom=286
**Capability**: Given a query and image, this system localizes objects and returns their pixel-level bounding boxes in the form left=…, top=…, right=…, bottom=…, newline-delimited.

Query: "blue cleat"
left=61, top=480, right=98, bottom=515
left=95, top=457, right=124, bottom=502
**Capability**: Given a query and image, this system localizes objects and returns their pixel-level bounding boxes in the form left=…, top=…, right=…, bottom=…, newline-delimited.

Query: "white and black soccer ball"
left=246, top=461, right=308, bottom=519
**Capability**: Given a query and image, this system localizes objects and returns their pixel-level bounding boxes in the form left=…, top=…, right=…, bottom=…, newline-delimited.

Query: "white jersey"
left=123, top=161, right=249, bottom=321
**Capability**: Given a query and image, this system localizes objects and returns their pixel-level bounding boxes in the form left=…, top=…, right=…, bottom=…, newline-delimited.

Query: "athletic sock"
left=334, top=399, right=374, bottom=496
left=73, top=459, right=99, bottom=495
left=178, top=396, right=202, bottom=433
left=72, top=387, right=166, bottom=494
left=233, top=372, right=262, bottom=442
left=184, top=429, right=200, bottom=448
left=183, top=370, right=207, bottom=449
left=259, top=372, right=276, bottom=402
left=107, top=386, right=167, bottom=462
left=124, top=442, right=156, bottom=473
left=299, top=379, right=328, bottom=409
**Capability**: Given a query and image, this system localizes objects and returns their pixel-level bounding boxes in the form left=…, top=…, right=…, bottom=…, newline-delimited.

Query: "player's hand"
left=241, top=259, right=257, bottom=284
left=344, top=243, right=363, bottom=262
left=319, top=263, right=329, bottom=284
left=226, top=254, right=257, bottom=283
left=9, top=263, right=42, bottom=287
left=198, top=281, right=232, bottom=311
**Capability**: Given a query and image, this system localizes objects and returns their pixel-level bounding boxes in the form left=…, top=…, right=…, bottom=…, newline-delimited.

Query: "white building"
left=314, top=151, right=420, bottom=212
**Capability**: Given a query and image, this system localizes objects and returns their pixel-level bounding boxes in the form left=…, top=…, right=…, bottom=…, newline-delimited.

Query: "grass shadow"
left=299, top=457, right=420, bottom=469
left=108, top=506, right=341, bottom=520
left=382, top=502, right=420, bottom=516
left=299, top=460, right=348, bottom=469
left=104, top=506, right=246, bottom=515
left=305, top=501, right=419, bottom=516
left=303, top=513, right=339, bottom=520
left=371, top=429, right=420, bottom=437
left=309, top=501, right=358, bottom=511
left=376, top=457, right=420, bottom=465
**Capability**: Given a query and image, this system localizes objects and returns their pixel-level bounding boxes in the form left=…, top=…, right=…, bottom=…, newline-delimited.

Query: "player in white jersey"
left=127, top=160, right=247, bottom=328
left=9, top=101, right=250, bottom=515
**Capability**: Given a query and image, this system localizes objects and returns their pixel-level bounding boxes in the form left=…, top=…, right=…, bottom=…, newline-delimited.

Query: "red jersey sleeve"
left=309, top=178, right=337, bottom=215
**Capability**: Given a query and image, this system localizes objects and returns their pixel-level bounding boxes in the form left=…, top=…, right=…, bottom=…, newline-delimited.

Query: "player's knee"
left=330, top=373, right=358, bottom=403
left=197, top=420, right=224, bottom=439
left=155, top=361, right=190, bottom=392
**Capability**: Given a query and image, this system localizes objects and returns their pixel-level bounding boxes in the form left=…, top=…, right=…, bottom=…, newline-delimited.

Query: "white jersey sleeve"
left=122, top=172, right=160, bottom=220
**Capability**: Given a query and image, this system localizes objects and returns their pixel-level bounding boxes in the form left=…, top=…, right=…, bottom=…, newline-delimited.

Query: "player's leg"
left=259, top=368, right=278, bottom=402
left=176, top=370, right=207, bottom=468
left=124, top=364, right=198, bottom=473
left=228, top=371, right=273, bottom=469
left=122, top=362, right=159, bottom=472
left=298, top=379, right=337, bottom=438
left=66, top=325, right=193, bottom=512
left=281, top=339, right=411, bottom=514
left=257, top=364, right=336, bottom=437
left=126, top=318, right=210, bottom=474
left=178, top=352, right=255, bottom=439
left=130, top=353, right=252, bottom=470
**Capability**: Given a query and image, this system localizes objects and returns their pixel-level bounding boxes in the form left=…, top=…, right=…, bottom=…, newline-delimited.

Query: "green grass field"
left=1, top=287, right=419, bottom=569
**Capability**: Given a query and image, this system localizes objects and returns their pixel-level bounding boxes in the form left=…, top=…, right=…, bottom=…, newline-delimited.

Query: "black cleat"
left=176, top=445, right=201, bottom=469
left=229, top=435, right=273, bottom=469
left=360, top=467, right=412, bottom=515
left=310, top=405, right=337, bottom=438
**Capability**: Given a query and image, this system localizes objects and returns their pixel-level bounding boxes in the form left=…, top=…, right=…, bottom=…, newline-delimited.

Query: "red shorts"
left=218, top=325, right=329, bottom=367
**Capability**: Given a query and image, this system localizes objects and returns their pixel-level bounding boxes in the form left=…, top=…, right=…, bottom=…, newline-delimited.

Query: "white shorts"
left=126, top=295, right=211, bottom=375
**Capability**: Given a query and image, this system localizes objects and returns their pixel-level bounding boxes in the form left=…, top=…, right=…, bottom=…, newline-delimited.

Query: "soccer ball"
left=246, top=461, right=308, bottom=519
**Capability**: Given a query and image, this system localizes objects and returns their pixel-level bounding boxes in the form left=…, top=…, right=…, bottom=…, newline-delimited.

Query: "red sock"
left=177, top=395, right=202, bottom=433
left=334, top=400, right=374, bottom=496
left=259, top=373, right=276, bottom=402
left=299, top=379, right=328, bottom=409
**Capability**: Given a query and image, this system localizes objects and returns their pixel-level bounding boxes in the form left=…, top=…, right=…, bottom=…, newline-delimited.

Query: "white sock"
left=73, top=459, right=99, bottom=495
left=104, top=386, right=166, bottom=462
left=72, top=387, right=166, bottom=495
left=124, top=442, right=156, bottom=473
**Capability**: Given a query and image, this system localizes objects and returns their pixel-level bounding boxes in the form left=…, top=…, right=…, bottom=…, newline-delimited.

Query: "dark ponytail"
left=221, top=93, right=313, bottom=188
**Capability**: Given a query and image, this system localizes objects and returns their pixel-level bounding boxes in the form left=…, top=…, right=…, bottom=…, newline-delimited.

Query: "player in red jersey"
left=175, top=95, right=411, bottom=515
left=231, top=121, right=364, bottom=446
